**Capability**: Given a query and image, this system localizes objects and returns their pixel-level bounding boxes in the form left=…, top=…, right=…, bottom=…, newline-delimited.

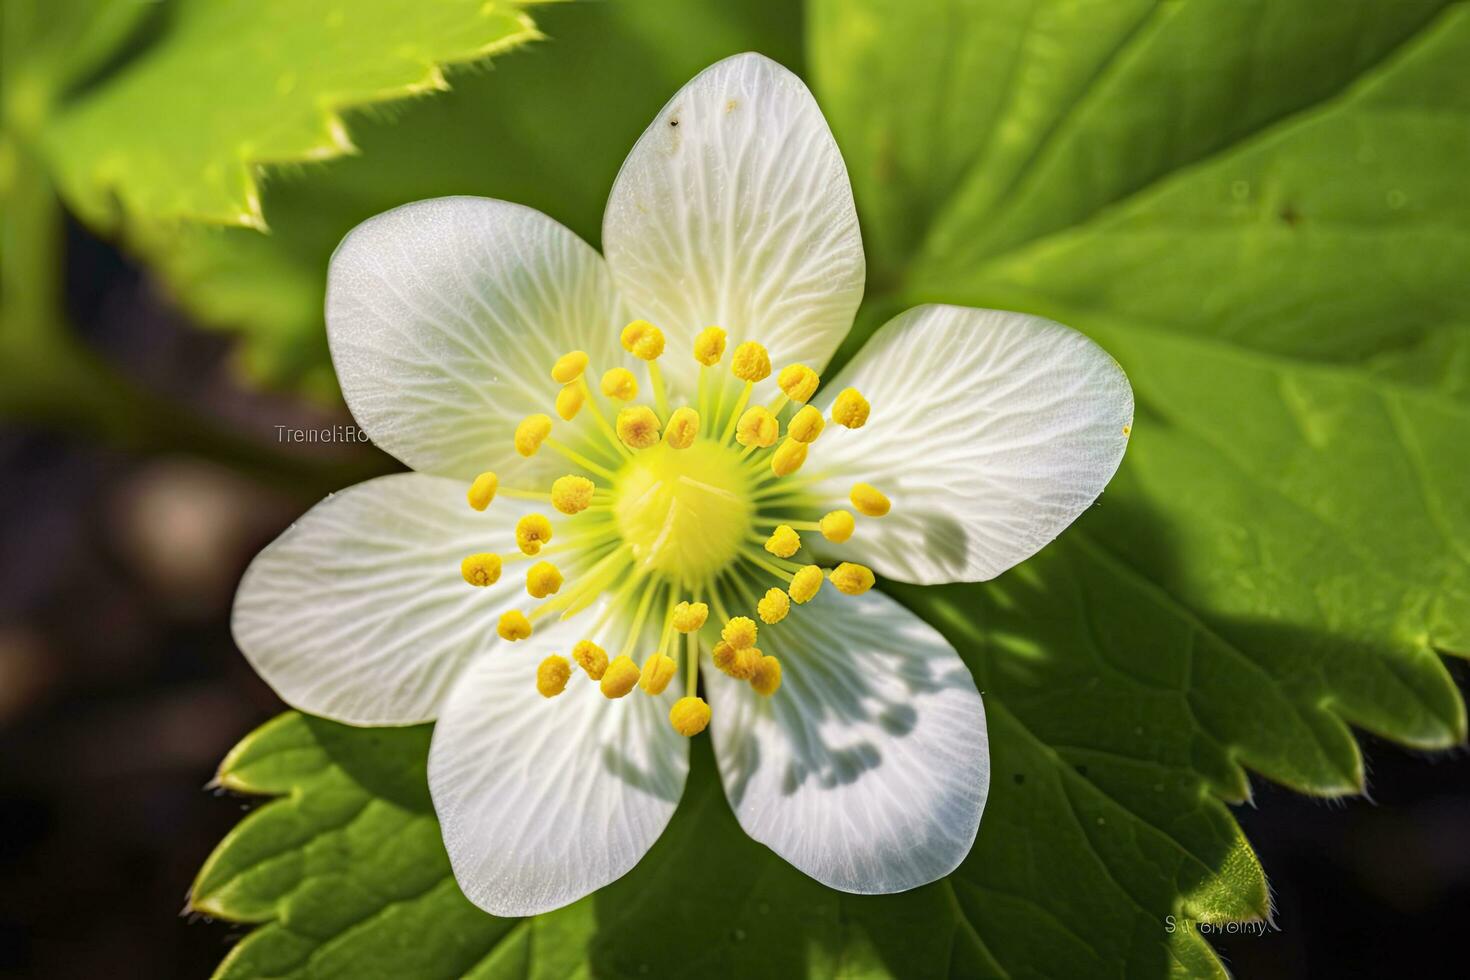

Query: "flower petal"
left=327, top=197, right=625, bottom=481
left=232, top=473, right=532, bottom=725
left=705, top=588, right=987, bottom=894
left=429, top=607, right=688, bottom=916
left=811, top=305, right=1133, bottom=584
left=603, top=53, right=865, bottom=399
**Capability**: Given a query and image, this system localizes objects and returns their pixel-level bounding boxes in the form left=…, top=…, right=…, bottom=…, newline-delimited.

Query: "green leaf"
left=100, top=0, right=805, bottom=393
left=41, top=0, right=542, bottom=231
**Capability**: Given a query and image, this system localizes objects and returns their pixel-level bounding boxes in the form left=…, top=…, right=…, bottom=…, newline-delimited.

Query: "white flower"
left=232, top=54, right=1133, bottom=916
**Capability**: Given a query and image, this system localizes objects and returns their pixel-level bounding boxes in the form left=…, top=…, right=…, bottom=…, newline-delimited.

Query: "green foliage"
left=42, top=0, right=540, bottom=231
left=188, top=0, right=1470, bottom=977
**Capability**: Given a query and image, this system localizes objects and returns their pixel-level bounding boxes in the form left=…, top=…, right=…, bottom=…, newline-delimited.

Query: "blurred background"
left=3, top=0, right=1468, bottom=977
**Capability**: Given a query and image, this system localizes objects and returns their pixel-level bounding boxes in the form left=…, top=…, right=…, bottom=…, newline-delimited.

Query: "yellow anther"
left=787, top=405, right=825, bottom=443
left=850, top=483, right=891, bottom=517
left=712, top=640, right=760, bottom=680
left=722, top=616, right=757, bottom=650
left=693, top=326, right=727, bottom=366
left=832, top=387, right=870, bottom=428
left=551, top=475, right=596, bottom=514
left=731, top=341, right=771, bottom=382
left=498, top=610, right=533, bottom=641
left=572, top=640, right=608, bottom=680
left=525, top=561, right=564, bottom=598
left=515, top=513, right=553, bottom=555
left=555, top=383, right=586, bottom=421
left=551, top=350, right=589, bottom=384
left=621, top=319, right=666, bottom=360
left=757, top=588, right=789, bottom=625
left=830, top=562, right=875, bottom=595
left=638, top=654, right=678, bottom=695
left=664, top=406, right=700, bottom=449
left=764, top=524, right=800, bottom=558
left=789, top=565, right=823, bottom=604
left=672, top=601, right=709, bottom=633
left=467, top=472, right=499, bottom=511
left=600, top=655, right=640, bottom=698
left=778, top=364, right=819, bottom=403
left=460, top=553, right=502, bottom=587
left=750, top=655, right=783, bottom=697
left=670, top=696, right=711, bottom=736
left=536, top=655, right=571, bottom=698
left=616, top=405, right=662, bottom=449
left=819, top=509, right=855, bottom=543
left=601, top=367, right=639, bottom=401
left=770, top=438, right=807, bottom=477
left=514, top=414, right=553, bottom=456
left=735, top=406, right=779, bottom=448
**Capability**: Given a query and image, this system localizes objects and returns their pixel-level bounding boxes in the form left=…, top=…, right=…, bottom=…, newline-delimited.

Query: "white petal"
left=706, top=588, right=987, bottom=893
left=232, top=473, right=531, bottom=725
left=327, top=197, right=626, bottom=481
left=430, top=607, right=688, bottom=916
left=811, top=305, right=1133, bottom=584
left=603, top=53, right=865, bottom=400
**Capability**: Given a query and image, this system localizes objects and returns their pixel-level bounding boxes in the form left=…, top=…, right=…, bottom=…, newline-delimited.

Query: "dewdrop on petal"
left=638, top=654, right=677, bottom=695
left=466, top=472, right=498, bottom=510
left=664, top=407, right=699, bottom=449
left=787, top=405, right=824, bottom=443
left=515, top=514, right=553, bottom=554
left=693, top=327, right=727, bottom=366
left=672, top=601, right=708, bottom=633
left=750, top=655, right=782, bottom=697
left=832, top=387, right=870, bottom=429
left=572, top=640, right=608, bottom=680
left=670, top=696, right=711, bottom=736
left=757, top=588, right=789, bottom=624
left=819, top=509, right=855, bottom=542
left=616, top=405, right=661, bottom=449
left=777, top=364, right=819, bottom=403
left=498, top=610, right=532, bottom=641
left=525, top=561, right=564, bottom=598
left=789, top=565, right=823, bottom=604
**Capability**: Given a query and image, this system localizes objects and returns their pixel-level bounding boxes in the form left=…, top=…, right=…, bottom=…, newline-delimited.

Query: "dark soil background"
left=1, top=219, right=1465, bottom=980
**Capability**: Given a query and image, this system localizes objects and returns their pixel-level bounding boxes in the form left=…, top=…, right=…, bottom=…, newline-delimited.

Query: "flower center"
left=613, top=439, right=752, bottom=586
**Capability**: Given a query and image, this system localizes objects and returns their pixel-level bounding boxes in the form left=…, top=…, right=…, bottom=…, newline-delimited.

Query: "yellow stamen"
left=764, top=525, right=800, bottom=558
left=638, top=653, right=677, bottom=695
left=757, top=588, right=789, bottom=625
left=712, top=640, right=760, bottom=679
left=601, top=367, right=639, bottom=401
left=460, top=553, right=502, bottom=587
left=830, top=562, right=875, bottom=595
left=735, top=406, right=779, bottom=448
left=672, top=601, right=709, bottom=633
left=600, top=655, right=640, bottom=698
left=555, top=383, right=586, bottom=421
left=851, top=483, right=891, bottom=517
left=832, top=387, right=870, bottom=428
left=819, top=509, right=856, bottom=542
left=621, top=319, right=666, bottom=360
left=777, top=364, right=819, bottom=403
left=722, top=616, right=757, bottom=650
left=526, top=561, right=564, bottom=598
left=467, top=472, right=498, bottom=510
left=787, top=405, right=825, bottom=443
left=670, top=695, right=711, bottom=736
left=616, top=405, right=662, bottom=449
left=514, top=414, right=553, bottom=456
left=770, top=438, right=807, bottom=477
left=551, top=475, right=596, bottom=514
left=750, top=655, right=782, bottom=696
left=536, top=655, right=571, bottom=697
left=664, top=407, right=700, bottom=449
left=693, top=327, right=727, bottom=366
left=789, top=565, right=823, bottom=604
left=498, top=610, right=533, bottom=641
left=573, top=639, right=609, bottom=680
left=551, top=350, right=590, bottom=384
left=515, top=514, right=554, bottom=555
left=731, top=341, right=771, bottom=382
